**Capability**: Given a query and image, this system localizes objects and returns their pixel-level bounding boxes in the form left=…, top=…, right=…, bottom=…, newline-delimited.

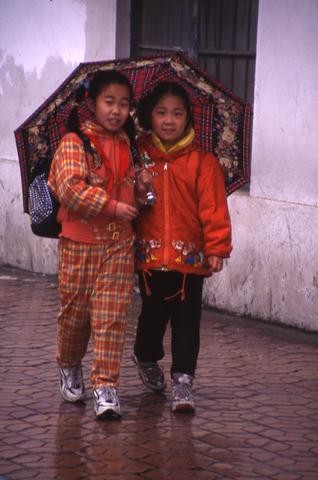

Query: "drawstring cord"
left=142, top=271, right=187, bottom=302
left=164, top=273, right=186, bottom=302
left=142, top=270, right=152, bottom=296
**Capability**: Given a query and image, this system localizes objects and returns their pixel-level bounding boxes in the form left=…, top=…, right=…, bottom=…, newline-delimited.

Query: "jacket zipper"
left=163, top=162, right=170, bottom=267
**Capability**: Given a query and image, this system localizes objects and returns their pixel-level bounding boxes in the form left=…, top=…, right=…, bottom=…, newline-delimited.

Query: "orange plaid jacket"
left=48, top=121, right=135, bottom=243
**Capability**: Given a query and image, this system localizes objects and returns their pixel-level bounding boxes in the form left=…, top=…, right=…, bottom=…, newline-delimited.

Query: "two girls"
left=49, top=69, right=232, bottom=418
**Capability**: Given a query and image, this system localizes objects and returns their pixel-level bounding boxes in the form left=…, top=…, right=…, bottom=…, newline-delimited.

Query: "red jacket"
left=135, top=134, right=232, bottom=276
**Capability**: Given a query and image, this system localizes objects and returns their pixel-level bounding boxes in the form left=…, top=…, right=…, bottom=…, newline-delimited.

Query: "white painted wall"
left=204, top=192, right=318, bottom=331
left=203, top=0, right=318, bottom=331
left=0, top=0, right=118, bottom=273
left=250, top=0, right=318, bottom=206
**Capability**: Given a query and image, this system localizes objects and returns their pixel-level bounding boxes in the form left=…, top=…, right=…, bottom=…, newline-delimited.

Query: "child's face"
left=91, top=84, right=130, bottom=134
left=151, top=94, right=188, bottom=146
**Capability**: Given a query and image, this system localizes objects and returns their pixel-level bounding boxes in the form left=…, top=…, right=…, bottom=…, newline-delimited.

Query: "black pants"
left=134, top=270, right=204, bottom=377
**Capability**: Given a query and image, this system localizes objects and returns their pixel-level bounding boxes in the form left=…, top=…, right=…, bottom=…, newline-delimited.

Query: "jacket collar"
left=151, top=128, right=195, bottom=154
left=138, top=130, right=200, bottom=162
left=81, top=120, right=130, bottom=145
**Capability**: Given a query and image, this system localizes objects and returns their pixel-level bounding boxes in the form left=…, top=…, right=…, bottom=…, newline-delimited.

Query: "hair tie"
left=80, top=78, right=90, bottom=94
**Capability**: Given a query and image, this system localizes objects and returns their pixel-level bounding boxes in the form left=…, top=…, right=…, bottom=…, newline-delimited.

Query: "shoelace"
left=172, top=382, right=192, bottom=401
left=68, top=366, right=82, bottom=389
left=145, top=365, right=163, bottom=384
left=97, top=387, right=118, bottom=404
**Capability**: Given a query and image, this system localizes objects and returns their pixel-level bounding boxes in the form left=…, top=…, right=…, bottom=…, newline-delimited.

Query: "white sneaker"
left=171, top=373, right=195, bottom=413
left=93, top=386, right=121, bottom=419
left=59, top=364, right=85, bottom=402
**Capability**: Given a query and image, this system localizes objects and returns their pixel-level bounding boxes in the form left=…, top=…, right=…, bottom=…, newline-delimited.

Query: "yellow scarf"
left=151, top=128, right=195, bottom=154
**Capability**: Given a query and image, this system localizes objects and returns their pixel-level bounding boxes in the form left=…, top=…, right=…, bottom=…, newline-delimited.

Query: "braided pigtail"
left=66, top=80, right=89, bottom=136
left=65, top=80, right=96, bottom=156
left=124, top=114, right=139, bottom=164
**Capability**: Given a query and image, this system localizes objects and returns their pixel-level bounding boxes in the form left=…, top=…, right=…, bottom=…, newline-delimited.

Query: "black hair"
left=66, top=69, right=136, bottom=145
left=137, top=81, right=194, bottom=131
left=88, top=70, right=133, bottom=104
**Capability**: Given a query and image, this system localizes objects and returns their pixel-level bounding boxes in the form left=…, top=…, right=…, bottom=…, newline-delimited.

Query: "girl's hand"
left=207, top=256, right=223, bottom=273
left=135, top=168, right=152, bottom=194
left=115, top=202, right=139, bottom=221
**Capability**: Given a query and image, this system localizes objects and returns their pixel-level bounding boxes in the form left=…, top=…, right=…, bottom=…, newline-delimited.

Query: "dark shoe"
left=132, top=353, right=166, bottom=392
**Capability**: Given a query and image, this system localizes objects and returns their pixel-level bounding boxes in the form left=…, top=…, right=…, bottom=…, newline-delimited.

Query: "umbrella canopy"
left=15, top=52, right=252, bottom=213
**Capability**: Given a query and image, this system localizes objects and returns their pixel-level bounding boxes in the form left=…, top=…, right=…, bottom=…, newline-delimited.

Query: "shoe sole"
left=60, top=387, right=86, bottom=403
left=172, top=403, right=195, bottom=413
left=132, top=354, right=166, bottom=392
left=96, top=408, right=121, bottom=420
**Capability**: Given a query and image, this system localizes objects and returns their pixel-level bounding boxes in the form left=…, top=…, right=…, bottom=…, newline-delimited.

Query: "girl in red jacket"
left=133, top=81, right=232, bottom=413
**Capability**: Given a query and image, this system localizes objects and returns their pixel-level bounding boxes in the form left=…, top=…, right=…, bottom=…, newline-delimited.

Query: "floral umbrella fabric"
left=15, top=52, right=252, bottom=212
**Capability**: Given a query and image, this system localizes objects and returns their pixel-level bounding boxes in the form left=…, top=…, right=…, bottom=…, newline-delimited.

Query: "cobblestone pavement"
left=0, top=265, right=318, bottom=480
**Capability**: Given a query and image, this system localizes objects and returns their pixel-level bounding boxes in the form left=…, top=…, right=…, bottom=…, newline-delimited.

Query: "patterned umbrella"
left=15, top=51, right=252, bottom=213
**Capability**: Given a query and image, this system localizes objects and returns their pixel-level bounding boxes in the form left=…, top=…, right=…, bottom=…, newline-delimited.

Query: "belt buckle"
left=108, top=222, right=116, bottom=232
left=112, top=231, right=120, bottom=240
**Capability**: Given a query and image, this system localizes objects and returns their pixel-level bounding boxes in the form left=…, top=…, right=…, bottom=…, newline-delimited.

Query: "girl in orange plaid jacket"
left=48, top=70, right=139, bottom=419
left=133, top=82, right=233, bottom=413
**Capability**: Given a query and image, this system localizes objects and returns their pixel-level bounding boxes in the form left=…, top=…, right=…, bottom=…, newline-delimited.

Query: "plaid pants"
left=57, top=236, right=134, bottom=388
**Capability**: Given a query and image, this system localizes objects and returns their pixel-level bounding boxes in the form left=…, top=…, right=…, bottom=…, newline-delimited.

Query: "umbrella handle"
left=135, top=166, right=156, bottom=205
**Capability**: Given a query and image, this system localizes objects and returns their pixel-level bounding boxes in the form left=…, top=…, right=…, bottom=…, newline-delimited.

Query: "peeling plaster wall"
left=204, top=0, right=318, bottom=331
left=0, top=0, right=117, bottom=273
left=203, top=192, right=318, bottom=331
left=250, top=0, right=318, bottom=207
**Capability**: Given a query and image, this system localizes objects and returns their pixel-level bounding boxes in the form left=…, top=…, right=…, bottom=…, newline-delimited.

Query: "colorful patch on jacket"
left=136, top=239, right=161, bottom=263
left=172, top=240, right=206, bottom=267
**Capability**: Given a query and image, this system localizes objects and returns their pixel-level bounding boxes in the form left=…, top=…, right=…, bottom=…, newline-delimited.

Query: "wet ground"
left=0, top=265, right=318, bottom=480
